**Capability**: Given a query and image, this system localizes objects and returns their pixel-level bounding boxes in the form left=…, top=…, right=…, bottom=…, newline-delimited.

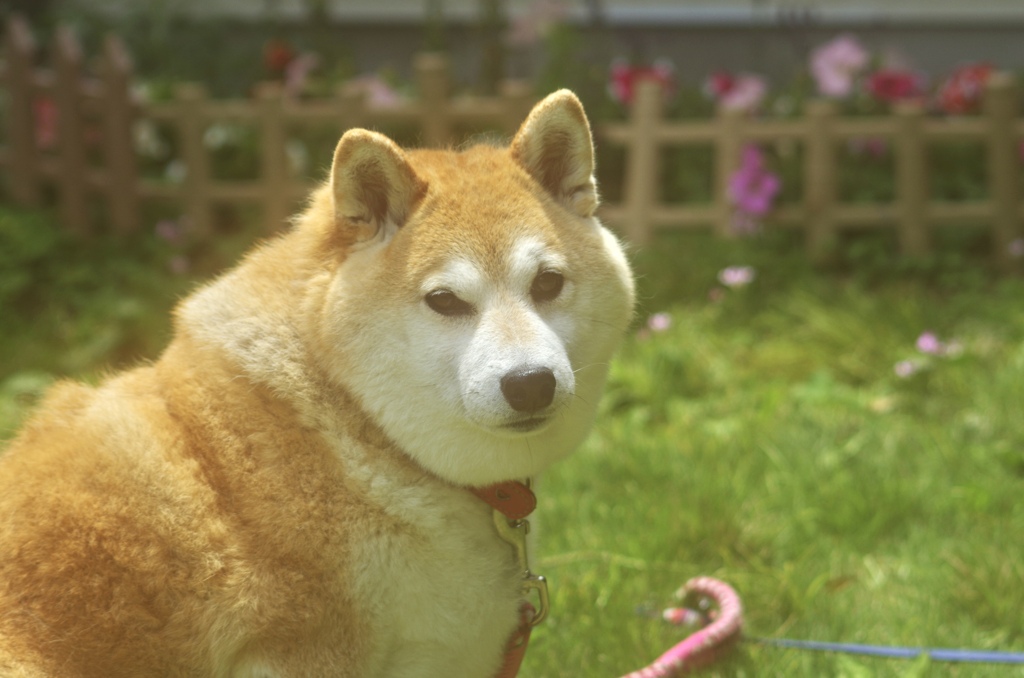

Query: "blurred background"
left=1, top=2, right=1024, bottom=676
left=4, top=0, right=1024, bottom=95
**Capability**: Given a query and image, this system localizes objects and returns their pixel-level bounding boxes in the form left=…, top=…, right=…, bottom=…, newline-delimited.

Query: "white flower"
left=203, top=122, right=241, bottom=150
left=285, top=139, right=309, bottom=178
left=164, top=159, right=186, bottom=184
left=133, top=120, right=168, bottom=159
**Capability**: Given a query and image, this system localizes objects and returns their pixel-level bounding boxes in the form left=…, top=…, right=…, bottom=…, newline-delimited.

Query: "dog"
left=0, top=90, right=635, bottom=677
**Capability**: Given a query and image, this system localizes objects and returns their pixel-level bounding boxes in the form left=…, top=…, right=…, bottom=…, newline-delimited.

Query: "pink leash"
left=621, top=577, right=744, bottom=677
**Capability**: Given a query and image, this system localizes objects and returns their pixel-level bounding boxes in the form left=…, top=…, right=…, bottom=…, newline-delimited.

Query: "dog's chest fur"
left=339, top=464, right=522, bottom=677
left=304, top=409, right=524, bottom=677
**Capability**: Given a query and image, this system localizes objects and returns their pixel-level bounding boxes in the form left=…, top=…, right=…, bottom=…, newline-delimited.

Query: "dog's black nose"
left=500, top=367, right=556, bottom=413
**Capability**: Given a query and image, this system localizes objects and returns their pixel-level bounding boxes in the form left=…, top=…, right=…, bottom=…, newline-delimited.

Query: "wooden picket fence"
left=1, top=17, right=1022, bottom=266
left=604, top=77, right=1023, bottom=268
left=0, top=17, right=535, bottom=239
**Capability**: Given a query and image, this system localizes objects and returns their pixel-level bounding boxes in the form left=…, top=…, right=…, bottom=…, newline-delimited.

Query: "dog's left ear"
left=511, top=90, right=598, bottom=218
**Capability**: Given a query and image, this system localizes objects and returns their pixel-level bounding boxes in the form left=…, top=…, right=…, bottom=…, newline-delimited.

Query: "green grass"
left=0, top=204, right=267, bottom=434
left=524, top=233, right=1024, bottom=677
left=2, top=207, right=1023, bottom=677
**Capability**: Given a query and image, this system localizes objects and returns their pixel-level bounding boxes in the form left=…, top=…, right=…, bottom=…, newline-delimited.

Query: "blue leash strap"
left=752, top=636, right=1024, bottom=664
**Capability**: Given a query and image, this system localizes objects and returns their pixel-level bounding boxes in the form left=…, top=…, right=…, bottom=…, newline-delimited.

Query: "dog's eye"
left=425, top=290, right=474, bottom=317
left=531, top=271, right=564, bottom=303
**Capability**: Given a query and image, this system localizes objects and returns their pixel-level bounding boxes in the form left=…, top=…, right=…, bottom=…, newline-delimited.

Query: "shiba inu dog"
left=0, top=90, right=634, bottom=677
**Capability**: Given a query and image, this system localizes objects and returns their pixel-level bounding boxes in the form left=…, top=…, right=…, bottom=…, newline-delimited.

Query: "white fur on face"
left=419, top=237, right=575, bottom=432
left=327, top=228, right=630, bottom=487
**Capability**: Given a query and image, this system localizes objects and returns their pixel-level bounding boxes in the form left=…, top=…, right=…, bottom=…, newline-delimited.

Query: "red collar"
left=469, top=480, right=536, bottom=521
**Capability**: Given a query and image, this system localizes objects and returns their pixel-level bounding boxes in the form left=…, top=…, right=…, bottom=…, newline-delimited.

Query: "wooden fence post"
left=622, top=78, right=663, bottom=245
left=894, top=101, right=929, bottom=257
left=176, top=83, right=212, bottom=236
left=101, top=34, right=140, bottom=234
left=5, top=16, right=40, bottom=207
left=500, top=79, right=533, bottom=138
left=804, top=100, right=838, bottom=263
left=416, top=53, right=452, bottom=148
left=53, top=25, right=90, bottom=235
left=715, top=107, right=743, bottom=238
left=257, top=82, right=289, bottom=232
left=984, top=72, right=1020, bottom=270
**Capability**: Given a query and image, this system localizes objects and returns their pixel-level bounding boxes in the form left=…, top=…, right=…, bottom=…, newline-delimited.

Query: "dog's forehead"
left=400, top=145, right=567, bottom=278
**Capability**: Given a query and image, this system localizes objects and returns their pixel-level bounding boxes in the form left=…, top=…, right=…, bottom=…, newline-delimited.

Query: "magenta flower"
left=728, top=145, right=781, bottom=234
left=718, top=266, right=756, bottom=288
left=729, top=146, right=781, bottom=216
left=810, top=34, right=869, bottom=98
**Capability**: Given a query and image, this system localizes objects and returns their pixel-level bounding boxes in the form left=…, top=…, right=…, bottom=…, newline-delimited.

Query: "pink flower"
left=810, top=34, right=869, bottom=98
left=915, top=331, right=961, bottom=357
left=345, top=75, right=407, bottom=108
left=1009, top=238, right=1024, bottom=259
left=507, top=0, right=568, bottom=46
left=647, top=313, right=672, bottom=332
left=284, top=53, right=319, bottom=98
left=705, top=71, right=767, bottom=113
left=865, top=69, right=923, bottom=103
left=937, top=63, right=993, bottom=114
left=728, top=145, right=781, bottom=234
left=169, top=255, right=190, bottom=275
left=608, top=59, right=674, bottom=105
left=154, top=218, right=184, bottom=244
left=718, top=266, right=756, bottom=288
left=894, top=360, right=920, bottom=379
left=916, top=331, right=943, bottom=355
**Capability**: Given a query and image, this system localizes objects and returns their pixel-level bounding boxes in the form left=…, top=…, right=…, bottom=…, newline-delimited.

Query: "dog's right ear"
left=331, top=129, right=427, bottom=240
left=511, top=89, right=598, bottom=218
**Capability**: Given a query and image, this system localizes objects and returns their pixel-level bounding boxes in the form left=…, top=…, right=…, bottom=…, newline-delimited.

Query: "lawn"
left=1, top=206, right=1023, bottom=677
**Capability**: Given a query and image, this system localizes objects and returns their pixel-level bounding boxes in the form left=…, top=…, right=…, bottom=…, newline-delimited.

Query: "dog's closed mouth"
left=504, top=417, right=550, bottom=433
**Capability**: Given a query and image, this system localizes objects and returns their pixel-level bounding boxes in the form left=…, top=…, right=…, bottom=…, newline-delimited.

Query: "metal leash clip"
left=492, top=509, right=549, bottom=627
